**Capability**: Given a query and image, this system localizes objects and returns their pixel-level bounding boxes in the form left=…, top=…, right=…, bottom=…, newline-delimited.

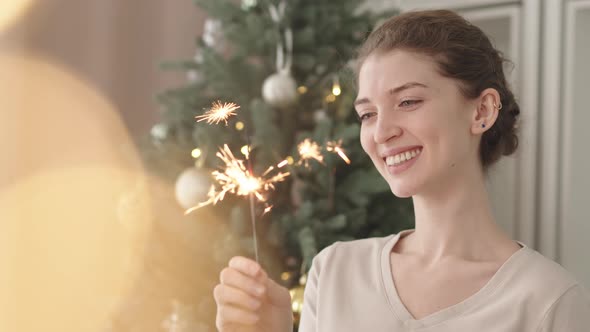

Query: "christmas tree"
left=134, top=0, right=413, bottom=330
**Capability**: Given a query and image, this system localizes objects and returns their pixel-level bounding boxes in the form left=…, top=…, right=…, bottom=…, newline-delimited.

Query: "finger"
left=265, top=277, right=292, bottom=306
left=220, top=267, right=266, bottom=298
left=213, top=284, right=262, bottom=310
left=216, top=305, right=259, bottom=329
left=228, top=256, right=263, bottom=278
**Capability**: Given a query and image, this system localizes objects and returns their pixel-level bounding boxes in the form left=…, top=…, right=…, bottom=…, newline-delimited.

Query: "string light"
left=240, top=145, right=250, bottom=158
left=235, top=121, right=245, bottom=131
left=331, top=77, right=341, bottom=96
left=297, top=86, right=308, bottom=94
left=191, top=148, right=202, bottom=159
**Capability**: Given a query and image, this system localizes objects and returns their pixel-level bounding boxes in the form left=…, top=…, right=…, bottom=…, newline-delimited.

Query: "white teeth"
left=384, top=148, right=422, bottom=166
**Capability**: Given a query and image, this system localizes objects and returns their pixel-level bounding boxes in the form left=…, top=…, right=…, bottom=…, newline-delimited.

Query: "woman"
left=213, top=10, right=590, bottom=331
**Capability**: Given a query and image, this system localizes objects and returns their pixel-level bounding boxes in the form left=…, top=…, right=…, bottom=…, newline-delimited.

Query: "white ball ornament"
left=262, top=71, right=298, bottom=108
left=313, top=109, right=328, bottom=124
left=174, top=167, right=211, bottom=210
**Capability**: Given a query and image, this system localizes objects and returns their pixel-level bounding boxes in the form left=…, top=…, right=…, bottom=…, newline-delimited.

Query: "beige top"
left=299, top=230, right=590, bottom=331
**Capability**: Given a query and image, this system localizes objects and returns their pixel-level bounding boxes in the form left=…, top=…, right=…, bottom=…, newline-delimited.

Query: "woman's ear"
left=471, top=88, right=501, bottom=135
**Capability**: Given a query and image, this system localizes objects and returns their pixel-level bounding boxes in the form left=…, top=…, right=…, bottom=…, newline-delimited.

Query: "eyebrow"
left=354, top=82, right=428, bottom=108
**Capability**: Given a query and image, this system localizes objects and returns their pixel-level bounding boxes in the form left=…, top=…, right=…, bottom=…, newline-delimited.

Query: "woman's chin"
left=389, top=183, right=416, bottom=198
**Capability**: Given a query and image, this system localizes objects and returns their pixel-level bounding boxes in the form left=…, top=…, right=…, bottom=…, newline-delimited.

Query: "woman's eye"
left=399, top=100, right=421, bottom=108
left=358, top=112, right=375, bottom=122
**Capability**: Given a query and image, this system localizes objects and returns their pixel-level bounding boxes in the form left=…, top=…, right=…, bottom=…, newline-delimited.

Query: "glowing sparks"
left=196, top=101, right=240, bottom=125
left=297, top=138, right=324, bottom=166
left=326, top=140, right=351, bottom=164
left=187, top=100, right=354, bottom=219
left=263, top=205, right=273, bottom=215
left=185, top=145, right=290, bottom=214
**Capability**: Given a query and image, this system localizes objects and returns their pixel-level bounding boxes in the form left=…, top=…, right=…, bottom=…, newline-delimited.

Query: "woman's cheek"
left=359, top=126, right=370, bottom=153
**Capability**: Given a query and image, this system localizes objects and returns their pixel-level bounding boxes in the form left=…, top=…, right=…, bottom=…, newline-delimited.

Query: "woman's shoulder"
left=520, top=250, right=590, bottom=328
left=519, top=248, right=580, bottom=290
left=318, top=234, right=395, bottom=258
left=509, top=246, right=587, bottom=308
left=311, top=234, right=396, bottom=272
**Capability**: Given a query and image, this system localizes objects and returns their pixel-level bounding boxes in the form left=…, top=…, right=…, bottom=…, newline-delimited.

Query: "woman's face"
left=355, top=49, right=478, bottom=197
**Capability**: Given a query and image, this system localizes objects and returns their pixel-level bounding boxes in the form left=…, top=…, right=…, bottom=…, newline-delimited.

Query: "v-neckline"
left=379, top=229, right=529, bottom=329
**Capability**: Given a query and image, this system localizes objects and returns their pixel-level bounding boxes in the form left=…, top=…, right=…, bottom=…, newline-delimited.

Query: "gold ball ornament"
left=262, top=71, right=298, bottom=108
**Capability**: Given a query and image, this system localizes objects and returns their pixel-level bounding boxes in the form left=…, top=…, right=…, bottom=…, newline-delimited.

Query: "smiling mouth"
left=384, top=147, right=423, bottom=166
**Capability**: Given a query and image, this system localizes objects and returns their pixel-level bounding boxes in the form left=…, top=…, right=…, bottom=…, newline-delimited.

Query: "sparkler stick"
left=244, top=128, right=260, bottom=262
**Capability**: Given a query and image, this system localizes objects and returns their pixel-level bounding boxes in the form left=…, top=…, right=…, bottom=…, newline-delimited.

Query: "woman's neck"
left=406, top=165, right=515, bottom=264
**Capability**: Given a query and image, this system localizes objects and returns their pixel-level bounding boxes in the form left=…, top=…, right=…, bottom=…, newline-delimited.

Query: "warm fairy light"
left=332, top=84, right=341, bottom=96
left=297, top=86, right=308, bottom=94
left=240, top=145, right=250, bottom=158
left=332, top=76, right=342, bottom=96
left=196, top=101, right=240, bottom=125
left=191, top=148, right=202, bottom=159
left=286, top=156, right=294, bottom=165
left=325, top=94, right=336, bottom=103
left=235, top=121, right=245, bottom=131
left=281, top=272, right=291, bottom=281
left=185, top=145, right=290, bottom=214
left=326, top=140, right=351, bottom=164
left=263, top=205, right=273, bottom=215
left=297, top=138, right=324, bottom=166
left=277, top=159, right=288, bottom=168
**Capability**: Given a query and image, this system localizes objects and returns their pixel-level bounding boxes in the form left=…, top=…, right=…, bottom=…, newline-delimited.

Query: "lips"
left=385, top=147, right=422, bottom=166
left=378, top=146, right=423, bottom=176
left=380, top=146, right=423, bottom=161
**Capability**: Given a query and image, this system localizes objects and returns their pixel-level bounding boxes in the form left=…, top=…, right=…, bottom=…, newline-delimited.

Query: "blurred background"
left=1, top=0, right=589, bottom=331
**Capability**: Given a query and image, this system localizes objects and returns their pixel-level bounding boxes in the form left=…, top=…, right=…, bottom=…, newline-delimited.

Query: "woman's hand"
left=214, top=256, right=294, bottom=332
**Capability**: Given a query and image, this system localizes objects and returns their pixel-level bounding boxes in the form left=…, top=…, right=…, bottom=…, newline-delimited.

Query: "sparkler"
left=297, top=138, right=324, bottom=166
left=184, top=144, right=290, bottom=213
left=187, top=100, right=352, bottom=262
left=195, top=101, right=240, bottom=125
left=326, top=140, right=351, bottom=164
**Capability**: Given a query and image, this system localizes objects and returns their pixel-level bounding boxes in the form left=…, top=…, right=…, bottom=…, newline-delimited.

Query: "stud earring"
left=482, top=123, right=486, bottom=128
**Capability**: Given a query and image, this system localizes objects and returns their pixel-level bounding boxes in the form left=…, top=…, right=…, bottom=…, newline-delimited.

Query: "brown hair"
left=356, top=10, right=519, bottom=169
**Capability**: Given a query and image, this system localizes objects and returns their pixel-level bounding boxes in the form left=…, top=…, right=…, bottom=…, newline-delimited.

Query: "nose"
left=373, top=111, right=402, bottom=144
